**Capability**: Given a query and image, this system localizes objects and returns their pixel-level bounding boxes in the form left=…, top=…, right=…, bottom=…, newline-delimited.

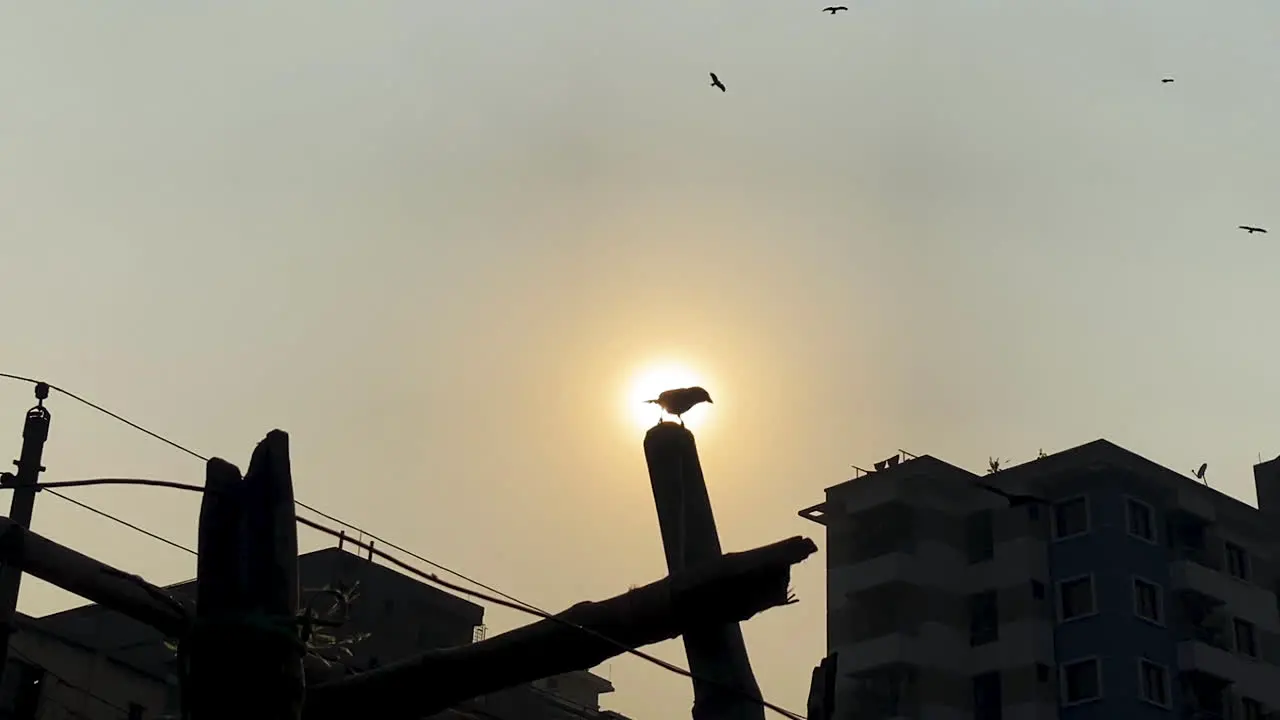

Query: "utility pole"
left=0, top=382, right=52, bottom=690
left=644, top=422, right=766, bottom=720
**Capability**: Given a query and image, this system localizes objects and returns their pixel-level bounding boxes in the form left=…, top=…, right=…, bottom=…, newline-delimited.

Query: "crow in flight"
left=709, top=73, right=726, bottom=92
left=969, top=481, right=1048, bottom=508
left=1240, top=225, right=1268, bottom=234
left=824, top=6, right=849, bottom=13
left=646, top=387, right=713, bottom=427
left=1161, top=78, right=1175, bottom=83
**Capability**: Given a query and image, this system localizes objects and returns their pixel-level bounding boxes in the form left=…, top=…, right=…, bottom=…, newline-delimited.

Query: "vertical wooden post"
left=0, top=383, right=52, bottom=692
left=805, top=653, right=838, bottom=720
left=643, top=422, right=765, bottom=720
left=185, top=430, right=303, bottom=720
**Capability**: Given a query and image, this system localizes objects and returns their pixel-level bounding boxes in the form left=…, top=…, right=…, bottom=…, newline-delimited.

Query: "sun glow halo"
left=626, top=361, right=714, bottom=431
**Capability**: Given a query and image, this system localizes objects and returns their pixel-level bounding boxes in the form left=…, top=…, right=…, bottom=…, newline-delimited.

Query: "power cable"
left=43, top=489, right=197, bottom=556
left=0, top=373, right=808, bottom=720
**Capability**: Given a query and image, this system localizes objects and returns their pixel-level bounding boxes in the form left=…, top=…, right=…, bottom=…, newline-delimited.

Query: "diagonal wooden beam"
left=0, top=517, right=189, bottom=637
left=303, top=535, right=817, bottom=720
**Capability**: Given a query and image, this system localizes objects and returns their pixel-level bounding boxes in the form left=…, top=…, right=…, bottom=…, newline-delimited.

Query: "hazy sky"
left=3, top=2, right=1280, bottom=717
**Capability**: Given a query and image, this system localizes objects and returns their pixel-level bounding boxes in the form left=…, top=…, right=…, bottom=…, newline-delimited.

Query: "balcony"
left=1171, top=562, right=1227, bottom=603
left=1178, top=641, right=1237, bottom=685
left=1171, top=559, right=1278, bottom=629
left=1177, top=640, right=1280, bottom=708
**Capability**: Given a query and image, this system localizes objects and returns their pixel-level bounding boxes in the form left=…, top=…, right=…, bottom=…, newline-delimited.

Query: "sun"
left=625, top=361, right=714, bottom=431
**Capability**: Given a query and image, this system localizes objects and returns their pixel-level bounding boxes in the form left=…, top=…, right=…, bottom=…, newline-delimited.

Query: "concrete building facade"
left=800, top=439, right=1280, bottom=720
left=0, top=546, right=630, bottom=720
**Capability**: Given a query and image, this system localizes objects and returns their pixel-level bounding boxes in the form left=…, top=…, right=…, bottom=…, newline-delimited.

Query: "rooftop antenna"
left=1193, top=463, right=1208, bottom=486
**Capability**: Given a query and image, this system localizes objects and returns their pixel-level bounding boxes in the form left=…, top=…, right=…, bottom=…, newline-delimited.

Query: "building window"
left=11, top=661, right=45, bottom=720
left=969, top=591, right=999, bottom=646
left=1125, top=498, right=1156, bottom=543
left=1052, top=497, right=1089, bottom=540
left=1035, top=663, right=1050, bottom=683
left=1058, top=575, right=1096, bottom=622
left=1133, top=578, right=1163, bottom=625
left=967, top=510, right=995, bottom=564
left=1242, top=697, right=1265, bottom=720
left=1225, top=542, right=1251, bottom=581
left=1234, top=618, right=1259, bottom=658
left=1060, top=658, right=1101, bottom=705
left=1031, top=580, right=1045, bottom=600
left=972, top=671, right=1002, bottom=720
left=1138, top=659, right=1170, bottom=708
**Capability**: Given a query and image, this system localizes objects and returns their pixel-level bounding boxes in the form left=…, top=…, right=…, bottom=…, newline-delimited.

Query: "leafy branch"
left=162, top=581, right=372, bottom=669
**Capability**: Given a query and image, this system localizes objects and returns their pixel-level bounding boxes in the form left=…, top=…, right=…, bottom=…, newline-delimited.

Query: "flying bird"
left=1161, top=78, right=1175, bottom=83
left=1239, top=225, right=1268, bottom=234
left=709, top=73, right=726, bottom=92
left=645, top=387, right=713, bottom=427
left=824, top=6, right=849, bottom=13
left=970, top=481, right=1048, bottom=508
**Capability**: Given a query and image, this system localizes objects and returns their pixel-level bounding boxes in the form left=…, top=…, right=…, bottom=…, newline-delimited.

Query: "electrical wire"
left=44, top=489, right=197, bottom=556
left=0, top=373, right=809, bottom=720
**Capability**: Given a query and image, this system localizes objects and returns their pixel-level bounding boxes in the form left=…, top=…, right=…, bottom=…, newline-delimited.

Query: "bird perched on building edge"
left=646, top=387, right=713, bottom=427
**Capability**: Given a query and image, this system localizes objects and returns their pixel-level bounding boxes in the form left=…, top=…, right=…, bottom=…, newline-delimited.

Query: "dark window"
left=1226, top=542, right=1251, bottom=581
left=1126, top=498, right=1156, bottom=542
left=12, top=661, right=45, bottom=720
left=1053, top=497, right=1088, bottom=539
left=1133, top=578, right=1163, bottom=624
left=1031, top=580, right=1045, bottom=600
left=1058, top=576, right=1095, bottom=621
left=1234, top=618, right=1259, bottom=657
left=1138, top=660, right=1169, bottom=707
left=969, top=591, right=998, bottom=646
left=1061, top=658, right=1100, bottom=705
left=1242, top=697, right=1264, bottom=720
left=967, top=511, right=994, bottom=564
left=972, top=671, right=1002, bottom=720
left=1035, top=664, right=1050, bottom=683
left=128, top=703, right=145, bottom=720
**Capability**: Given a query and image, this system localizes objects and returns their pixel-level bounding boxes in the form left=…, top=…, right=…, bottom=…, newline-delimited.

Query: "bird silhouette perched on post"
left=646, top=387, right=713, bottom=427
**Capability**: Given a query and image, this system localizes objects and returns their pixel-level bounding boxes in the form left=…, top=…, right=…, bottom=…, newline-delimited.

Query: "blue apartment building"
left=800, top=439, right=1280, bottom=720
